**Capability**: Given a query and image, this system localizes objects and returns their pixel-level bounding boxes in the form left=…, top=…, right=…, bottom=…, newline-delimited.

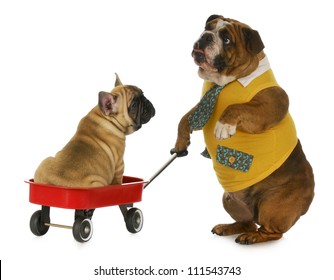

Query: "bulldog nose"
left=146, top=100, right=155, bottom=118
left=197, top=32, right=213, bottom=49
left=201, top=32, right=213, bottom=42
left=140, top=99, right=155, bottom=125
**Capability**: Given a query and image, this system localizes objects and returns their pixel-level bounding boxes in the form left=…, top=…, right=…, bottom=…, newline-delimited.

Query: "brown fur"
left=172, top=15, right=314, bottom=244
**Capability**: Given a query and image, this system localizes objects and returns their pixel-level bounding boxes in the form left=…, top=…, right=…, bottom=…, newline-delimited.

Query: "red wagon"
left=27, top=176, right=146, bottom=242
left=26, top=153, right=185, bottom=242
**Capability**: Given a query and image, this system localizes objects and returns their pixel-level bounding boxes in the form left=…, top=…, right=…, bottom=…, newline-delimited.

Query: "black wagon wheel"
left=125, top=207, right=143, bottom=233
left=30, top=210, right=50, bottom=236
left=72, top=217, right=93, bottom=243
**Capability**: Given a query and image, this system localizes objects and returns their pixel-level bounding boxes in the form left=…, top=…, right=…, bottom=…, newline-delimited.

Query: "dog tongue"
left=193, top=49, right=206, bottom=62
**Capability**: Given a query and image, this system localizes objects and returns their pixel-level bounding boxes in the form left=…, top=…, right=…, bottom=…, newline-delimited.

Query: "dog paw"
left=212, top=222, right=257, bottom=236
left=212, top=224, right=234, bottom=236
left=214, top=122, right=236, bottom=140
left=235, top=232, right=259, bottom=245
left=170, top=148, right=188, bottom=157
left=235, top=231, right=283, bottom=245
left=172, top=141, right=190, bottom=155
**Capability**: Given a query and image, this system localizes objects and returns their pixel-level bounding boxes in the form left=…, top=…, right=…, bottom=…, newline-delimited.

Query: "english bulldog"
left=172, top=15, right=314, bottom=244
left=34, top=74, right=155, bottom=188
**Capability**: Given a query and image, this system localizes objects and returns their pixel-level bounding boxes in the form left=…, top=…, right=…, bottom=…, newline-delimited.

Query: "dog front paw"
left=171, top=137, right=190, bottom=156
left=214, top=122, right=236, bottom=140
left=170, top=148, right=188, bottom=157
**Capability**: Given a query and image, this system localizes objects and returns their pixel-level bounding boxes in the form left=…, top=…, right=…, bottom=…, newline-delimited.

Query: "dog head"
left=192, top=14, right=265, bottom=86
left=98, top=74, right=155, bottom=135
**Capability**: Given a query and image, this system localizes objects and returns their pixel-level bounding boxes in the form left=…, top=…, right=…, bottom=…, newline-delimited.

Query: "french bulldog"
left=34, top=74, right=155, bottom=188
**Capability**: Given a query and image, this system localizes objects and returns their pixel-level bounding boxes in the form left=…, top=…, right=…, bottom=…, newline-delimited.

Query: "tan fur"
left=172, top=15, right=314, bottom=244
left=34, top=75, right=155, bottom=188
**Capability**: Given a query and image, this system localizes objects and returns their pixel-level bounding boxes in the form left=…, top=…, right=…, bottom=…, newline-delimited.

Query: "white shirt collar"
left=237, top=56, right=271, bottom=87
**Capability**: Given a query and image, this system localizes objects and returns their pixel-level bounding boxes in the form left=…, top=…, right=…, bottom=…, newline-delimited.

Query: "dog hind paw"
left=235, top=232, right=259, bottom=245
left=235, top=231, right=283, bottom=245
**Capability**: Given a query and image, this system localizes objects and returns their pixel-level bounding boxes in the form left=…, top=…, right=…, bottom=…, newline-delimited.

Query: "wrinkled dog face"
left=99, top=76, right=155, bottom=135
left=192, top=15, right=265, bottom=86
left=127, top=86, right=156, bottom=131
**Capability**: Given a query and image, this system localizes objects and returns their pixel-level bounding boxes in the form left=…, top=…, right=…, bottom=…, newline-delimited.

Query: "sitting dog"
left=172, top=15, right=314, bottom=244
left=34, top=74, right=155, bottom=187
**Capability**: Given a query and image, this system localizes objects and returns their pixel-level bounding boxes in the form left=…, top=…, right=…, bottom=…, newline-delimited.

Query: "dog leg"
left=172, top=106, right=197, bottom=154
left=236, top=193, right=311, bottom=245
left=215, top=87, right=289, bottom=140
left=236, top=143, right=314, bottom=245
left=235, top=187, right=313, bottom=245
left=212, top=192, right=257, bottom=236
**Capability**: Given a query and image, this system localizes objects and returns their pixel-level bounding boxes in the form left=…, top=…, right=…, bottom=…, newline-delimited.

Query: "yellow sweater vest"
left=202, top=69, right=298, bottom=192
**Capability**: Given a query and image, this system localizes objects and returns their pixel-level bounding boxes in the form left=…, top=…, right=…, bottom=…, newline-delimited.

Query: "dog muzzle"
left=129, top=95, right=155, bottom=130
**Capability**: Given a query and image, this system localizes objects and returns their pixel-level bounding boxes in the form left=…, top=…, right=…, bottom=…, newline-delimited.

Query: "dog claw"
left=235, top=235, right=255, bottom=245
left=235, top=239, right=252, bottom=245
left=235, top=233, right=259, bottom=245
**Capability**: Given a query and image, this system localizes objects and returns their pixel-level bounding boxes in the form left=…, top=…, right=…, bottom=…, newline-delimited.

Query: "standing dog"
left=34, top=74, right=155, bottom=187
left=172, top=15, right=314, bottom=244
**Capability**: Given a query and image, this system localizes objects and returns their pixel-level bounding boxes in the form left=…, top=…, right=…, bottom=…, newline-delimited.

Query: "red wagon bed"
left=27, top=176, right=145, bottom=209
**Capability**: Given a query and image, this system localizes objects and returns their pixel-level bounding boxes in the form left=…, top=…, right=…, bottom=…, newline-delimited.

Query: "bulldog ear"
left=98, top=91, right=118, bottom=116
left=114, top=73, right=123, bottom=87
left=242, top=28, right=265, bottom=54
left=206, top=14, right=222, bottom=24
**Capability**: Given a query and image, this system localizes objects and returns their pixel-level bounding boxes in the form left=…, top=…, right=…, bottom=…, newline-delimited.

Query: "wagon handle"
left=144, top=150, right=188, bottom=189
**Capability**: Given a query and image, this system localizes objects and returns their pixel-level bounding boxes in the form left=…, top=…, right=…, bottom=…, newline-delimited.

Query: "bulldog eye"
left=222, top=36, right=231, bottom=45
left=129, top=102, right=138, bottom=111
left=128, top=100, right=139, bottom=114
left=219, top=29, right=231, bottom=45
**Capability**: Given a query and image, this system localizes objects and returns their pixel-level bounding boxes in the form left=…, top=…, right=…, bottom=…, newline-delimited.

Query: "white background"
left=0, top=0, right=333, bottom=279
